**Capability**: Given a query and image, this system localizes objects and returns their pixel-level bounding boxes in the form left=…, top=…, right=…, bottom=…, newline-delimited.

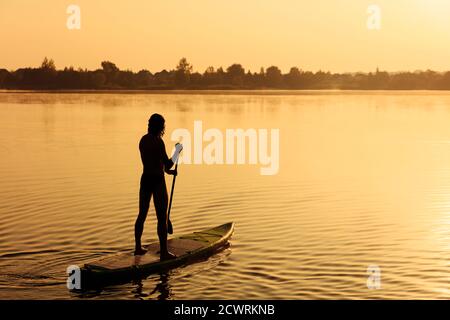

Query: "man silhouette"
left=134, top=114, right=183, bottom=260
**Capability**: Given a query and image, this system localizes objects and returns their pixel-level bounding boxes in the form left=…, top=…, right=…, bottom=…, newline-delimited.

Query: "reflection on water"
left=0, top=91, right=449, bottom=299
left=138, top=273, right=171, bottom=300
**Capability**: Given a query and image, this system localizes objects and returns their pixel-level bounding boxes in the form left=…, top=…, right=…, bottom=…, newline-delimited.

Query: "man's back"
left=139, top=134, right=171, bottom=176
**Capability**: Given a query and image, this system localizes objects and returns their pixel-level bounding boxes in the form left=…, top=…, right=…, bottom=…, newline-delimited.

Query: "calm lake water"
left=0, top=91, right=449, bottom=299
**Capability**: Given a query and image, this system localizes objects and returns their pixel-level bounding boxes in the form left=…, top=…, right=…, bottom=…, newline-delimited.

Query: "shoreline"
left=2, top=89, right=450, bottom=95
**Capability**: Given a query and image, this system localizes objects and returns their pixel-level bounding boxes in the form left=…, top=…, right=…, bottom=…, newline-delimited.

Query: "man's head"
left=148, top=113, right=165, bottom=137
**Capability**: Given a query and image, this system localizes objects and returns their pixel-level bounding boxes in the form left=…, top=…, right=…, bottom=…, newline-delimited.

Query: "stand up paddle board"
left=79, top=222, right=234, bottom=289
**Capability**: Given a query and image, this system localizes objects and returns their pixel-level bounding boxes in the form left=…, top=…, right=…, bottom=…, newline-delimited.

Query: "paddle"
left=167, top=159, right=178, bottom=235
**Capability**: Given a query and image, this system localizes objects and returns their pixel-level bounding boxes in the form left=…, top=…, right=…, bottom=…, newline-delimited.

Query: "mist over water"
left=0, top=91, right=449, bottom=299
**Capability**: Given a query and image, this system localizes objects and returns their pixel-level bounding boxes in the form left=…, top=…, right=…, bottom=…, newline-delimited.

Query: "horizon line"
left=3, top=58, right=450, bottom=76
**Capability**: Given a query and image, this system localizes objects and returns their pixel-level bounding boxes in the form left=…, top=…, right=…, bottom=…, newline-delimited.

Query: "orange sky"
left=1, top=0, right=450, bottom=73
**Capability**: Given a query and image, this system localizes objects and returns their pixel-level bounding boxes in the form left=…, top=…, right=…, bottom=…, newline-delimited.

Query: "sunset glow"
left=1, top=1, right=450, bottom=72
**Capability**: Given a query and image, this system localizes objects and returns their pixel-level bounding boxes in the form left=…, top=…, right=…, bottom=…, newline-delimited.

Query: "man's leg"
left=153, top=179, right=175, bottom=260
left=134, top=185, right=151, bottom=255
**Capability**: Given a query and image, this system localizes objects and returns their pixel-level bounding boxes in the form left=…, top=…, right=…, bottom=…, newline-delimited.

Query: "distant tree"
left=226, top=64, right=245, bottom=87
left=205, top=66, right=215, bottom=74
left=266, top=66, right=283, bottom=87
left=0, top=69, right=9, bottom=88
left=202, top=67, right=226, bottom=87
left=250, top=67, right=265, bottom=88
left=313, top=71, right=333, bottom=89
left=57, top=66, right=77, bottom=88
left=300, top=71, right=315, bottom=89
left=226, top=64, right=245, bottom=78
left=101, top=61, right=119, bottom=73
left=89, top=70, right=106, bottom=89
left=176, top=57, right=193, bottom=74
left=175, top=57, right=193, bottom=86
left=437, top=71, right=450, bottom=90
left=420, top=70, right=438, bottom=90
left=36, top=57, right=57, bottom=88
left=154, top=69, right=171, bottom=87
left=216, top=67, right=225, bottom=85
left=41, top=57, right=56, bottom=70
left=390, top=72, right=421, bottom=90
left=244, top=71, right=255, bottom=88
left=190, top=72, right=202, bottom=86
left=369, top=68, right=390, bottom=89
left=285, top=67, right=302, bottom=88
left=101, top=61, right=120, bottom=87
left=136, top=69, right=153, bottom=88
left=202, top=66, right=216, bottom=86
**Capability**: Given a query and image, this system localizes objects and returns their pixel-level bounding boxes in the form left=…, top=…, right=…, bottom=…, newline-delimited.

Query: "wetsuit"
left=135, top=133, right=174, bottom=252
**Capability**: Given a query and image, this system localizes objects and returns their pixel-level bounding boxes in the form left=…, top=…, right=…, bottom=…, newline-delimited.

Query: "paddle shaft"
left=167, top=161, right=178, bottom=234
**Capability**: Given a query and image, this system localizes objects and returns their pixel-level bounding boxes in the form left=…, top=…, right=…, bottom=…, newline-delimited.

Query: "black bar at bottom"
left=0, top=300, right=445, bottom=319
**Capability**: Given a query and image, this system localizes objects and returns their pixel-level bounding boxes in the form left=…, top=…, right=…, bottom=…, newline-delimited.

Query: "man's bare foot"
left=134, top=247, right=147, bottom=256
left=160, top=251, right=177, bottom=261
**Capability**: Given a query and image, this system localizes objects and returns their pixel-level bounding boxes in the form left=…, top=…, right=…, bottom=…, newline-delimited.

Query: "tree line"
left=2, top=57, right=450, bottom=90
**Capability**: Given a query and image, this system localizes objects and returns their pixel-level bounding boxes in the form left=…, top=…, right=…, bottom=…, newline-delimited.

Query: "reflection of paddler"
left=134, top=113, right=183, bottom=260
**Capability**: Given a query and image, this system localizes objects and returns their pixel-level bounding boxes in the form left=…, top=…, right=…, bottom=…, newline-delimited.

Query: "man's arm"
left=161, top=139, right=174, bottom=173
left=162, top=140, right=183, bottom=174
